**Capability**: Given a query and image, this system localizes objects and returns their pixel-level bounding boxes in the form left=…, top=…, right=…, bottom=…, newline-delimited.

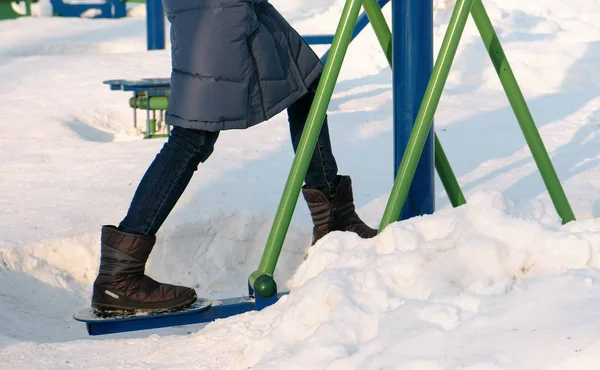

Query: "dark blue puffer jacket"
left=162, top=0, right=324, bottom=131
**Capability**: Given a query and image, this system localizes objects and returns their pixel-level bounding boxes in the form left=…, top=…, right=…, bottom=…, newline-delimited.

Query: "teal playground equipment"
left=0, top=0, right=36, bottom=20
left=104, top=78, right=171, bottom=139
left=49, top=0, right=144, bottom=18
left=0, top=0, right=144, bottom=20
left=49, top=0, right=125, bottom=18
left=76, top=0, right=576, bottom=335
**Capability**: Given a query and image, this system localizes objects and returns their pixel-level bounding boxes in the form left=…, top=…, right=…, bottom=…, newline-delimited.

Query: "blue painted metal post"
left=392, top=0, right=435, bottom=220
left=146, top=0, right=165, bottom=50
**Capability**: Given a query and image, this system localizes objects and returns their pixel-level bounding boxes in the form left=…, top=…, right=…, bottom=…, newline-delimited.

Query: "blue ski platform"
left=74, top=293, right=286, bottom=336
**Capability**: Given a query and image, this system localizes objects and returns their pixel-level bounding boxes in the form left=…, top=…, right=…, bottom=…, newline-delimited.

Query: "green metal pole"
left=362, top=0, right=392, bottom=65
left=435, top=135, right=466, bottom=207
left=249, top=0, right=365, bottom=288
left=25, top=0, right=32, bottom=16
left=149, top=119, right=156, bottom=135
left=470, top=0, right=575, bottom=224
left=363, top=0, right=466, bottom=210
left=378, top=0, right=474, bottom=232
left=129, top=96, right=169, bottom=110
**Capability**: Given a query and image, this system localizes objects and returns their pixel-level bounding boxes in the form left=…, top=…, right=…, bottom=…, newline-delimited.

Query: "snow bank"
left=2, top=192, right=600, bottom=369
left=230, top=191, right=600, bottom=369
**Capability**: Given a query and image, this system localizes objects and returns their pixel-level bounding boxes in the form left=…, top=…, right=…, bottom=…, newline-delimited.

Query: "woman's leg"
left=92, top=126, right=220, bottom=312
left=287, top=81, right=377, bottom=245
left=287, top=82, right=340, bottom=197
left=119, top=126, right=220, bottom=236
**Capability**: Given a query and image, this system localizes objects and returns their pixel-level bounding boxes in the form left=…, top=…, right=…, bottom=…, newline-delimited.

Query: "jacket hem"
left=165, top=61, right=323, bottom=132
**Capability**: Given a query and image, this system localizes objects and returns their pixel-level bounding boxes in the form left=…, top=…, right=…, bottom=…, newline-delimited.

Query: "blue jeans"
left=119, top=84, right=339, bottom=236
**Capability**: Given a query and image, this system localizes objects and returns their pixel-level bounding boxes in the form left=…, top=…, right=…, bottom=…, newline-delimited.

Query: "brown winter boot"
left=91, top=225, right=197, bottom=312
left=301, top=175, right=378, bottom=245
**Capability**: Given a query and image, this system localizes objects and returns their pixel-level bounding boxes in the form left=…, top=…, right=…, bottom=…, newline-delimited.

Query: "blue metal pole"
left=304, top=0, right=391, bottom=45
left=112, top=0, right=127, bottom=18
left=392, top=0, right=435, bottom=220
left=146, top=0, right=165, bottom=50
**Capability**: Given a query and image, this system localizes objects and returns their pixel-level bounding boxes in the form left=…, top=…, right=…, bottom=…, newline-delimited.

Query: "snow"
left=1, top=0, right=599, bottom=368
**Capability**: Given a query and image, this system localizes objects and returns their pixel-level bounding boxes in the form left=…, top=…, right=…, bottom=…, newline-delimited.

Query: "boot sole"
left=92, top=289, right=197, bottom=314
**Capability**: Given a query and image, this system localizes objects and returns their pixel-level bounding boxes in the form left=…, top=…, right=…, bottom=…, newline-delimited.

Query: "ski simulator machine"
left=74, top=0, right=575, bottom=335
